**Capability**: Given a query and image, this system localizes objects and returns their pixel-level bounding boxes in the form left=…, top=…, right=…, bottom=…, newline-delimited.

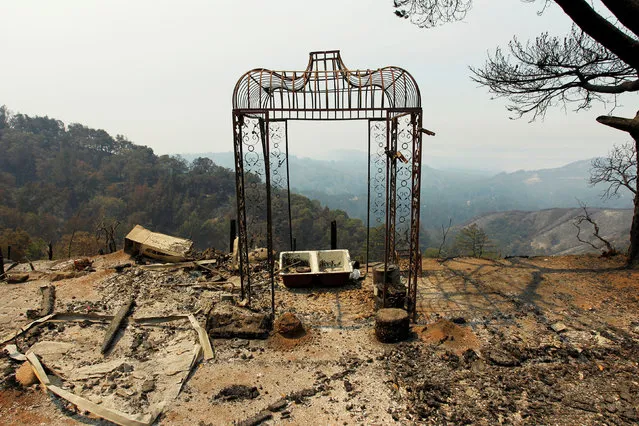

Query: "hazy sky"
left=2, top=0, right=637, bottom=172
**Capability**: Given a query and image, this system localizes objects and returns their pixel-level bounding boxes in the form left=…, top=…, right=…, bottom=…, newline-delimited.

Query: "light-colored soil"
left=1, top=252, right=639, bottom=425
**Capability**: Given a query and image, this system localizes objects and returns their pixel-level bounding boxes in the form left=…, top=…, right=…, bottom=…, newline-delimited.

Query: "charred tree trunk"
left=597, top=112, right=639, bottom=267
left=629, top=135, right=639, bottom=266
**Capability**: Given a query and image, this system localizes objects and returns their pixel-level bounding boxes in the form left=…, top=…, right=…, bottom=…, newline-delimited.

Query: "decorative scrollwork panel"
left=268, top=121, right=292, bottom=252
left=368, top=120, right=387, bottom=262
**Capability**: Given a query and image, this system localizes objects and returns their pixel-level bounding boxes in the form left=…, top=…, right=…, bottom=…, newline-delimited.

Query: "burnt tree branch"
left=573, top=201, right=617, bottom=255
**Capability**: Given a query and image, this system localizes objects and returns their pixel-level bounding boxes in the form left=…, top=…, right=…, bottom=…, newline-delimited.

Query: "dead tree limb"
left=573, top=201, right=617, bottom=255
left=438, top=218, right=453, bottom=258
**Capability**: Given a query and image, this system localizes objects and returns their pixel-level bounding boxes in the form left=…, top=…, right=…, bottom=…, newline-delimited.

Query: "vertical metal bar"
left=285, top=121, right=293, bottom=251
left=409, top=112, right=423, bottom=320
left=229, top=219, right=236, bottom=253
left=330, top=220, right=337, bottom=250
left=383, top=113, right=391, bottom=306
left=260, top=114, right=276, bottom=318
left=388, top=117, right=398, bottom=260
left=232, top=112, right=249, bottom=300
left=323, top=55, right=329, bottom=111
left=366, top=120, right=372, bottom=274
left=384, top=114, right=399, bottom=307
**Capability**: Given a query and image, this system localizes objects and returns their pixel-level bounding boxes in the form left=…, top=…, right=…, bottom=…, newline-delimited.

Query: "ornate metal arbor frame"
left=232, top=50, right=427, bottom=318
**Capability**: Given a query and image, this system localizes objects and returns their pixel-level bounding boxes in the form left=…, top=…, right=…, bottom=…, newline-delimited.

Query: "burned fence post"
left=330, top=220, right=337, bottom=250
left=7, top=245, right=10, bottom=261
left=0, top=247, right=4, bottom=277
left=293, top=238, right=296, bottom=251
left=48, top=242, right=53, bottom=261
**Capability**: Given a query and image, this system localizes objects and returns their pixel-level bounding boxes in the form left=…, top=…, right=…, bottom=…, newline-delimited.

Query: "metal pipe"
left=330, top=220, right=337, bottom=250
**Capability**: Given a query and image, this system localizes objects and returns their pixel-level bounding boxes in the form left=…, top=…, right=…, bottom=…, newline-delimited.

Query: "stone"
left=117, top=363, right=134, bottom=373
left=344, top=380, right=353, bottom=392
left=375, top=308, right=409, bottom=343
left=486, top=349, right=520, bottom=367
left=551, top=322, right=568, bottom=333
left=275, top=312, right=304, bottom=337
left=230, top=339, right=250, bottom=349
left=141, top=379, right=155, bottom=393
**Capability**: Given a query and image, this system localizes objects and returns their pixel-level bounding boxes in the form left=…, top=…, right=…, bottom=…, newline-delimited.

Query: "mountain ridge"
left=180, top=151, right=633, bottom=230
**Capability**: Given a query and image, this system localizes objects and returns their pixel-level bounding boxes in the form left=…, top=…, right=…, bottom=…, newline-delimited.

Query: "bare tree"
left=438, top=218, right=452, bottom=257
left=393, top=0, right=639, bottom=265
left=573, top=201, right=617, bottom=255
left=590, top=141, right=637, bottom=199
left=471, top=27, right=638, bottom=121
left=96, top=219, right=120, bottom=254
left=393, top=0, right=471, bottom=28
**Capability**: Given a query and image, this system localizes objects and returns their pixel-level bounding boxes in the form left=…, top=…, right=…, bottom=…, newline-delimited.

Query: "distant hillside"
left=0, top=108, right=369, bottom=260
left=465, top=208, right=632, bottom=256
left=181, top=151, right=633, bottom=230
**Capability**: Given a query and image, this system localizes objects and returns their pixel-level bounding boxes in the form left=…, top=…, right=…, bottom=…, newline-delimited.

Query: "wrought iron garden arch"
left=231, top=50, right=428, bottom=319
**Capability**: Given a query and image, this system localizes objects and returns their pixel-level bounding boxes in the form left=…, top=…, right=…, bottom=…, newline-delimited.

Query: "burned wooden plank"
left=27, top=285, right=57, bottom=319
left=101, top=297, right=134, bottom=354
left=39, top=285, right=55, bottom=316
left=0, top=261, right=18, bottom=280
left=236, top=410, right=272, bottom=426
left=6, top=273, right=29, bottom=284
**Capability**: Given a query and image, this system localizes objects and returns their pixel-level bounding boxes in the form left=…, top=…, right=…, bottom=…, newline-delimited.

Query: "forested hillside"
left=0, top=107, right=370, bottom=261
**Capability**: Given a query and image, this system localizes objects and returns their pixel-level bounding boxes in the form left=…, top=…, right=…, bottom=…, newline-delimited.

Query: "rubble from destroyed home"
left=2, top=233, right=639, bottom=425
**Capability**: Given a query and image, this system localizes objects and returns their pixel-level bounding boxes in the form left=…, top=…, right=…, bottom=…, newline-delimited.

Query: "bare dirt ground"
left=1, top=252, right=639, bottom=425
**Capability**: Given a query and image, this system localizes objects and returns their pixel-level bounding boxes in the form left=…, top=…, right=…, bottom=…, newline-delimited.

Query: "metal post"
left=408, top=112, right=424, bottom=320
left=260, top=116, right=276, bottom=318
left=229, top=220, right=236, bottom=253
left=330, top=220, right=337, bottom=249
left=285, top=121, right=293, bottom=251
left=383, top=114, right=399, bottom=307
left=232, top=112, right=250, bottom=301
left=366, top=120, right=371, bottom=274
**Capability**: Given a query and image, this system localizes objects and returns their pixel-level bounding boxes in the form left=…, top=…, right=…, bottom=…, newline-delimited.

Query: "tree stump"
left=375, top=308, right=409, bottom=343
